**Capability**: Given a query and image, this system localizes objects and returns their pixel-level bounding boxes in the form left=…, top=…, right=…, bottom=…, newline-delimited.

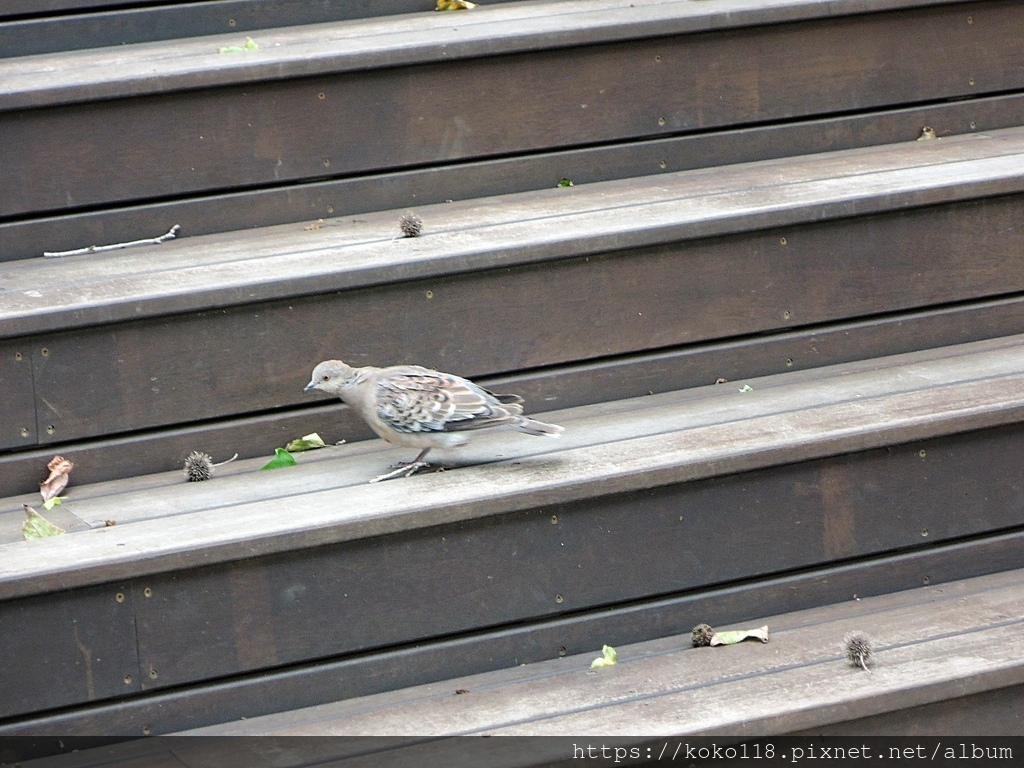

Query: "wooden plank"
left=1, top=333, right=1023, bottom=598
left=0, top=341, right=36, bottom=450
left=7, top=529, right=1024, bottom=736
left=6, top=92, right=1022, bottom=264
left=2, top=2, right=1021, bottom=215
left=178, top=569, right=1024, bottom=736
left=5, top=332, right=1021, bottom=527
left=0, top=582, right=140, bottom=720
left=0, top=0, right=984, bottom=109
left=114, top=419, right=1024, bottom=692
left=10, top=191, right=1024, bottom=444
left=0, top=293, right=1021, bottom=498
left=0, top=0, right=506, bottom=58
left=791, top=684, right=1024, bottom=736
left=5, top=128, right=1024, bottom=337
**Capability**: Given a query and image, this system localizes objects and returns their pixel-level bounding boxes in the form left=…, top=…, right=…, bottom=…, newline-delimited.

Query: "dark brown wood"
left=0, top=0, right=513, bottom=58
left=0, top=582, right=140, bottom=720
left=106, top=423, right=1024, bottom=693
left=6, top=526, right=1024, bottom=737
left=5, top=93, right=1023, bottom=264
left=0, top=294, right=1021, bottom=498
left=3, top=334, right=1023, bottom=602
left=16, top=192, right=1024, bottom=444
left=7, top=128, right=1024, bottom=337
left=175, top=567, right=1024, bottom=739
left=0, top=342, right=36, bottom=451
left=791, top=684, right=1024, bottom=735
left=2, top=1, right=1020, bottom=216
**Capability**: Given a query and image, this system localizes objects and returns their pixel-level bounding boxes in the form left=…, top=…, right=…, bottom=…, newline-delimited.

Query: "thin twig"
left=44, top=225, right=181, bottom=258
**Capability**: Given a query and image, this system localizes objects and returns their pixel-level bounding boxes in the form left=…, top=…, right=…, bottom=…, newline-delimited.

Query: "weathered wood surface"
left=164, top=567, right=1024, bottom=740
left=0, top=583, right=139, bottom=720
left=7, top=527, right=1024, bottom=737
left=1, top=0, right=993, bottom=109
left=0, top=334, right=1021, bottom=598
left=3, top=292, right=1023, bottom=494
left=2, top=0, right=1019, bottom=218
left=5, top=92, right=1024, bottom=263
left=0, top=0, right=513, bottom=58
left=5, top=128, right=1024, bottom=335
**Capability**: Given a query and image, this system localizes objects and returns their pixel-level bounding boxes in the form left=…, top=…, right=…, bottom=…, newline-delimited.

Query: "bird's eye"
left=321, top=374, right=330, bottom=381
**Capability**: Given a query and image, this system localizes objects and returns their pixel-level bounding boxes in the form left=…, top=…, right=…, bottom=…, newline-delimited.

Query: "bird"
left=304, top=360, right=564, bottom=482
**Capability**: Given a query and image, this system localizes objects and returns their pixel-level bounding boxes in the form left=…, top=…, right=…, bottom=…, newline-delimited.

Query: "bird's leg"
left=395, top=448, right=431, bottom=467
left=369, top=448, right=432, bottom=483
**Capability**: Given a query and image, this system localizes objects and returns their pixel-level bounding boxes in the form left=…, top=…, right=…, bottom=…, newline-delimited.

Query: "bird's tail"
left=513, top=417, right=565, bottom=437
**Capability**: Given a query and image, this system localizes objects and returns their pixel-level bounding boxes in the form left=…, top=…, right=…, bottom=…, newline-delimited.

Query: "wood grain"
left=6, top=528, right=1024, bottom=735
left=0, top=582, right=139, bottom=720
left=6, top=93, right=1023, bottom=264
left=2, top=2, right=1020, bottom=214
left=174, top=567, right=1024, bottom=739
left=5, top=128, right=1024, bottom=337
left=0, top=335, right=1022, bottom=598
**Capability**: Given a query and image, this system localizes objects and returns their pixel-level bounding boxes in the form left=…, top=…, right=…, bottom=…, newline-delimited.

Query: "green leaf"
left=220, top=37, right=258, bottom=54
left=22, top=505, right=65, bottom=539
left=42, top=496, right=67, bottom=511
left=738, top=384, right=754, bottom=393
left=557, top=178, right=574, bottom=188
left=260, top=447, right=297, bottom=470
left=285, top=432, right=328, bottom=452
left=590, top=644, right=618, bottom=669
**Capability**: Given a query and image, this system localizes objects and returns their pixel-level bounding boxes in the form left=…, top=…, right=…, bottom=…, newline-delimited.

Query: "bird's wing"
left=375, top=369, right=523, bottom=434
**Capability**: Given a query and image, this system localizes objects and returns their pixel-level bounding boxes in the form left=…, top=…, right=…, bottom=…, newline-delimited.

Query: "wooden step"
left=2, top=0, right=1021, bottom=259
left=178, top=567, right=1024, bottom=739
left=1, top=335, right=1022, bottom=733
left=2, top=128, right=1024, bottom=493
left=7, top=569, right=1023, bottom=764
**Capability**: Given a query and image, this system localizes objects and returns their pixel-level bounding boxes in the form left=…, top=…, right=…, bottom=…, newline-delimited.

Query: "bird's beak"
left=303, top=381, right=317, bottom=393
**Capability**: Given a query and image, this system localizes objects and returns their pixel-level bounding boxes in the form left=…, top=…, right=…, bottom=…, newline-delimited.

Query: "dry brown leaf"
left=40, top=455, right=74, bottom=502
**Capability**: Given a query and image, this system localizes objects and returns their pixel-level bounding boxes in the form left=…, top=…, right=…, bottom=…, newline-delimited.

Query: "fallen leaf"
left=709, top=625, right=770, bottom=646
left=557, top=178, right=574, bottom=187
left=219, top=36, right=259, bottom=53
left=436, top=0, right=477, bottom=9
left=917, top=126, right=938, bottom=141
left=285, top=433, right=328, bottom=452
left=260, top=447, right=297, bottom=470
left=590, top=644, right=618, bottom=669
left=738, top=384, right=754, bottom=393
left=42, top=496, right=67, bottom=511
left=455, top=689, right=469, bottom=694
left=23, top=505, right=65, bottom=539
left=40, top=455, right=73, bottom=503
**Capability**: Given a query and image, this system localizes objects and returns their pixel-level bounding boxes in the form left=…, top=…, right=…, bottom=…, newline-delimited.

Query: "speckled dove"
left=305, top=360, right=564, bottom=482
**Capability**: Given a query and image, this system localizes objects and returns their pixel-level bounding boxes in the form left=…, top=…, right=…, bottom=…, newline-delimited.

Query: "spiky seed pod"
left=399, top=212, right=423, bottom=238
left=184, top=451, right=215, bottom=482
left=691, top=623, right=715, bottom=647
left=843, top=631, right=874, bottom=671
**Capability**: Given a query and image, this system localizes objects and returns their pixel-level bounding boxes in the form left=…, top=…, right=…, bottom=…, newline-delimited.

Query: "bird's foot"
left=369, top=461, right=432, bottom=483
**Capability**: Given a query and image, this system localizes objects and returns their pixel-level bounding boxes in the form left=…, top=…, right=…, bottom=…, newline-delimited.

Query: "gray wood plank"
left=0, top=292, right=1020, bottom=498
left=0, top=582, right=140, bottom=720
left=180, top=567, right=1024, bottom=738
left=0, top=0, right=978, bottom=110
left=4, top=128, right=1024, bottom=338
left=2, top=333, right=1019, bottom=527
left=7, top=92, right=1021, bottom=264
left=0, top=341, right=36, bottom=450
left=7, top=528, right=1024, bottom=737
left=0, top=334, right=1021, bottom=600
left=2, top=1, right=1019, bottom=218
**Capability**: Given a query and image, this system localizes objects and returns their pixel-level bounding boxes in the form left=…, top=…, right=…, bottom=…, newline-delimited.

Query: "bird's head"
left=304, top=360, right=361, bottom=395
